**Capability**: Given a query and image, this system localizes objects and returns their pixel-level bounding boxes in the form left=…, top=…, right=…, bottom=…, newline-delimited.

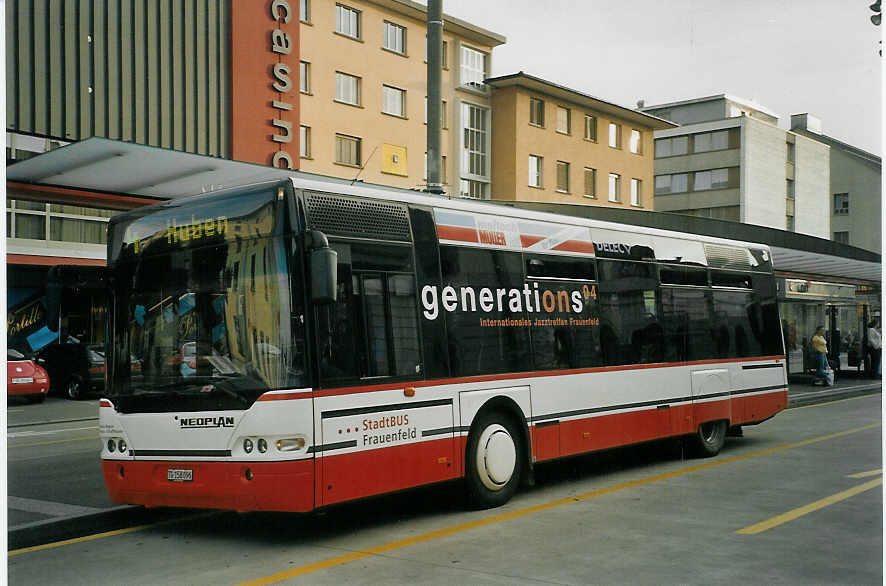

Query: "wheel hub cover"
left=477, top=424, right=516, bottom=490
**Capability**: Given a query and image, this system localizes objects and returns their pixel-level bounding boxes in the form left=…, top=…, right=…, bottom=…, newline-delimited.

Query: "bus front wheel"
left=465, top=411, right=523, bottom=509
left=690, top=420, right=727, bottom=457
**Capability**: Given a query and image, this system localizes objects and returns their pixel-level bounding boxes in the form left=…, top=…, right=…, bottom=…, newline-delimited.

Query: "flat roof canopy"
left=7, top=138, right=881, bottom=284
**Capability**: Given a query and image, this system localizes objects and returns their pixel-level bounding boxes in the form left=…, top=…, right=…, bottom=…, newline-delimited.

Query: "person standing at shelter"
left=811, top=326, right=830, bottom=385
left=866, top=319, right=881, bottom=378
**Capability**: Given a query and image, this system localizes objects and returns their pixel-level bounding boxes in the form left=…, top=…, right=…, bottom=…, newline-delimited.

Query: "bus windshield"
left=108, top=236, right=306, bottom=413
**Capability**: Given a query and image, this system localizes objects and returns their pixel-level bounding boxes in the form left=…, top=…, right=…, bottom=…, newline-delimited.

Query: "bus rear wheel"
left=465, top=411, right=523, bottom=509
left=690, top=420, right=727, bottom=457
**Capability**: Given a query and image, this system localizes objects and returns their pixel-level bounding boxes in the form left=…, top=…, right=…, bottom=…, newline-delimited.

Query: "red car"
left=7, top=348, right=50, bottom=403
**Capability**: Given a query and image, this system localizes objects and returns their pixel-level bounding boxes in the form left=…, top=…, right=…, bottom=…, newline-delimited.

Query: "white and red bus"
left=99, top=174, right=787, bottom=511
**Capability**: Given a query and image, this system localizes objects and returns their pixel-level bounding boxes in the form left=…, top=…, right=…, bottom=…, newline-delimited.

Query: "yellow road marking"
left=239, top=421, right=881, bottom=586
left=9, top=524, right=156, bottom=556
left=8, top=513, right=217, bottom=556
left=847, top=469, right=882, bottom=479
left=737, top=477, right=882, bottom=535
left=9, top=436, right=97, bottom=448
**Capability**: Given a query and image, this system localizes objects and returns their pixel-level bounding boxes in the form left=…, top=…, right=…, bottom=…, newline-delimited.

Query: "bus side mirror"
left=310, top=248, right=338, bottom=304
left=307, top=230, right=337, bottom=304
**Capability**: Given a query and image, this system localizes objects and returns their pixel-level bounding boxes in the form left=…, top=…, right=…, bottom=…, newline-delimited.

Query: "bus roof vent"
left=704, top=244, right=752, bottom=270
left=305, top=192, right=412, bottom=242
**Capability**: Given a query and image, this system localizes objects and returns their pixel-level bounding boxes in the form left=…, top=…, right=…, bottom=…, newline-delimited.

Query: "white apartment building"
left=641, top=94, right=830, bottom=239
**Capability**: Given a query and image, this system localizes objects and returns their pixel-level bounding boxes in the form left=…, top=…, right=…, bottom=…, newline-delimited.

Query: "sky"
left=437, top=0, right=883, bottom=156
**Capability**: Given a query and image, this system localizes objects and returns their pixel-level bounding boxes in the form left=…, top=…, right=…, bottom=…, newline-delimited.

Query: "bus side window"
left=660, top=287, right=714, bottom=362
left=316, top=242, right=421, bottom=386
left=439, top=247, right=530, bottom=377
left=597, top=260, right=663, bottom=366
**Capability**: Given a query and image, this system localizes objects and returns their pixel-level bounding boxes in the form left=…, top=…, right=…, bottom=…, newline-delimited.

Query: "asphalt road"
left=8, top=397, right=113, bottom=528
left=8, top=392, right=882, bottom=585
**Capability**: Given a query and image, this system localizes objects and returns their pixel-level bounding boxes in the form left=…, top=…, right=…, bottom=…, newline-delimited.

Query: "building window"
left=787, top=141, right=796, bottom=163
left=300, top=61, right=310, bottom=94
left=300, top=0, right=310, bottom=23
left=786, top=216, right=795, bottom=232
left=424, top=153, right=447, bottom=183
left=335, top=134, right=361, bottom=166
left=608, top=173, right=621, bottom=202
left=655, top=136, right=689, bottom=157
left=424, top=97, right=447, bottom=128
left=654, top=173, right=688, bottom=195
left=556, top=106, right=571, bottom=134
left=833, top=231, right=849, bottom=244
left=461, top=103, right=489, bottom=199
left=584, top=115, right=597, bottom=142
left=693, top=168, right=729, bottom=191
left=460, top=46, right=488, bottom=90
left=335, top=4, right=360, bottom=39
left=786, top=179, right=795, bottom=199
left=584, top=167, right=597, bottom=198
left=629, top=129, right=642, bottom=154
left=608, top=123, right=621, bottom=149
left=383, top=21, right=406, bottom=54
left=382, top=85, right=406, bottom=117
left=834, top=193, right=849, bottom=214
left=693, top=130, right=728, bottom=153
left=6, top=200, right=117, bottom=244
left=459, top=180, right=488, bottom=199
left=530, top=98, right=544, bottom=127
left=630, top=179, right=642, bottom=206
left=300, top=125, right=311, bottom=158
left=335, top=72, right=360, bottom=105
left=556, top=161, right=570, bottom=193
left=424, top=38, right=448, bottom=68
left=528, top=155, right=543, bottom=188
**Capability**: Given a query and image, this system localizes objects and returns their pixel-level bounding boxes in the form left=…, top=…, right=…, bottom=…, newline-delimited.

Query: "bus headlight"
left=107, top=439, right=116, bottom=453
left=118, top=439, right=127, bottom=453
left=257, top=438, right=268, bottom=453
left=276, top=437, right=306, bottom=452
left=243, top=438, right=254, bottom=454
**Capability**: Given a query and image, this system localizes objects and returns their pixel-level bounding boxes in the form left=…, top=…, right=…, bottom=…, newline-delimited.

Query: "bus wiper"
left=203, top=379, right=253, bottom=407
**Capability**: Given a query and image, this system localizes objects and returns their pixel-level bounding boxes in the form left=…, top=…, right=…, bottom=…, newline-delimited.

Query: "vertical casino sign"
left=231, top=0, right=300, bottom=169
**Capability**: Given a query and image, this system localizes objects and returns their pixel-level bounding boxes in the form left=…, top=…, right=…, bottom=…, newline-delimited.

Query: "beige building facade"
left=298, top=0, right=505, bottom=194
left=486, top=73, right=675, bottom=210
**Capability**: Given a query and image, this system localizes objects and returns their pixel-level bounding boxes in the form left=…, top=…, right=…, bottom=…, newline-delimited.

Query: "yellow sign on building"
left=382, top=144, right=408, bottom=177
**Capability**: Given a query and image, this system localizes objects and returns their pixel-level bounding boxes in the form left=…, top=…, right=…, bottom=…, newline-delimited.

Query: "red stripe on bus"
left=436, top=225, right=479, bottom=243
left=99, top=399, right=113, bottom=408
left=313, top=356, right=786, bottom=398
left=257, top=391, right=314, bottom=402
left=520, top=234, right=545, bottom=247
left=552, top=240, right=596, bottom=254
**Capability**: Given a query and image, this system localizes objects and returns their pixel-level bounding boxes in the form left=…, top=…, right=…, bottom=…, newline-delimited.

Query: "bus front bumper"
left=102, top=458, right=314, bottom=513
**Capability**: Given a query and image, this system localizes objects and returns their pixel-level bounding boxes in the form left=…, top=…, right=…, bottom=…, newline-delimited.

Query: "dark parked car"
left=36, top=342, right=105, bottom=400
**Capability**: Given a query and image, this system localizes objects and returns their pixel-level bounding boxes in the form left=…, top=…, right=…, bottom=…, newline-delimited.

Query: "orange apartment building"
left=298, top=0, right=505, bottom=197
left=487, top=73, right=676, bottom=210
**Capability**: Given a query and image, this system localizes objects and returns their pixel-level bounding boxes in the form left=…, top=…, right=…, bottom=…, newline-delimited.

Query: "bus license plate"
left=167, top=469, right=193, bottom=482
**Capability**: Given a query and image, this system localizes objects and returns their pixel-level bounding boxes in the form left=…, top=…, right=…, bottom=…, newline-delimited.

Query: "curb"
left=8, top=416, right=99, bottom=429
left=788, top=383, right=881, bottom=408
left=7, top=505, right=189, bottom=551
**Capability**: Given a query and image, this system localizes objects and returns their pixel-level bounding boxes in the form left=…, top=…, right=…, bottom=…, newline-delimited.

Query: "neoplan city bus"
left=99, top=174, right=787, bottom=512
